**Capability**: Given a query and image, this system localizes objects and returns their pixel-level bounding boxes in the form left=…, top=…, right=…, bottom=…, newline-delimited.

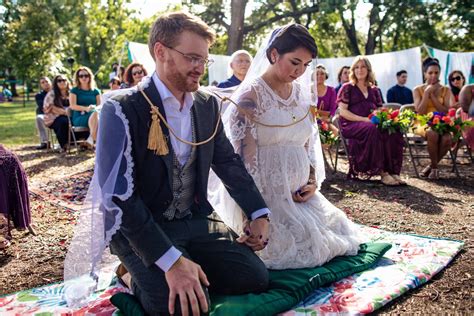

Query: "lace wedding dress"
left=211, top=77, right=362, bottom=269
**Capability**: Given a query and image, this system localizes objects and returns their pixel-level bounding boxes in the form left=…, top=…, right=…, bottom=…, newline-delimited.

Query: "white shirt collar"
left=152, top=72, right=194, bottom=112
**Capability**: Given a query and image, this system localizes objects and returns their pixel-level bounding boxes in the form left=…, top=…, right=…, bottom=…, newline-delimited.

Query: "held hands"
left=165, top=256, right=210, bottom=316
left=237, top=217, right=270, bottom=251
left=292, top=183, right=317, bottom=203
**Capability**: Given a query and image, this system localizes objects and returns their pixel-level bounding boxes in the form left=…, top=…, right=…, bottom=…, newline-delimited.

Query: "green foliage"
left=0, top=0, right=471, bottom=89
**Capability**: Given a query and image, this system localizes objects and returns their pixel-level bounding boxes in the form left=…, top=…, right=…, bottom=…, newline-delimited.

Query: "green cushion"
left=110, top=292, right=146, bottom=316
left=210, top=242, right=391, bottom=316
left=110, top=242, right=391, bottom=316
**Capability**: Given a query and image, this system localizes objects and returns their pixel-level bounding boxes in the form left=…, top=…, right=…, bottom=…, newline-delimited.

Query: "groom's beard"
left=167, top=60, right=201, bottom=92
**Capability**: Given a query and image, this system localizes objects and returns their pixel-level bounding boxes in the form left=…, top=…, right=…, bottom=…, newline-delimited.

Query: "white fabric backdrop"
left=430, top=47, right=473, bottom=85
left=126, top=42, right=472, bottom=99
left=317, top=47, right=423, bottom=100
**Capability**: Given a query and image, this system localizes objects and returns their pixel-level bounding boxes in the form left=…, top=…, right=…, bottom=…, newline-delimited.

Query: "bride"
left=210, top=24, right=362, bottom=269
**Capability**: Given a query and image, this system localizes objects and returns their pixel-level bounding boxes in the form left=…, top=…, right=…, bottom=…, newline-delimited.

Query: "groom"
left=103, top=11, right=270, bottom=316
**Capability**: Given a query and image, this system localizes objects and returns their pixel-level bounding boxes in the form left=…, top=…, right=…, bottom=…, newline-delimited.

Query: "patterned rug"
left=29, top=169, right=93, bottom=211
left=0, top=226, right=463, bottom=315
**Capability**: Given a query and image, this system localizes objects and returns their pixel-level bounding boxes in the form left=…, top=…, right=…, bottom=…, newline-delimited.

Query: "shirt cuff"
left=250, top=208, right=271, bottom=221
left=155, top=246, right=182, bottom=272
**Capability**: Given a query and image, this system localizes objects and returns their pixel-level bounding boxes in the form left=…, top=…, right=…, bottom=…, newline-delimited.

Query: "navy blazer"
left=106, top=80, right=267, bottom=267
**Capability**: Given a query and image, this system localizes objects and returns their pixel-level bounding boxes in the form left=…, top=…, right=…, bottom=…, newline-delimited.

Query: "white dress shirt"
left=151, top=72, right=270, bottom=272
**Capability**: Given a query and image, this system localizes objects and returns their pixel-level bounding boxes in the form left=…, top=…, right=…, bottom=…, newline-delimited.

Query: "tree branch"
left=243, top=5, right=319, bottom=33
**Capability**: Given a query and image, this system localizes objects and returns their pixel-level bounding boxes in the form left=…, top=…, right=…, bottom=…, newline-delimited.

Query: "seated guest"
left=448, top=77, right=474, bottom=149
left=335, top=65, right=350, bottom=96
left=43, top=75, right=70, bottom=152
left=448, top=70, right=465, bottom=107
left=314, top=64, right=339, bottom=136
left=387, top=70, right=414, bottom=105
left=109, top=62, right=119, bottom=80
left=34, top=77, right=51, bottom=150
left=314, top=64, right=337, bottom=117
left=121, top=62, right=147, bottom=88
left=413, top=57, right=452, bottom=179
left=217, top=50, right=252, bottom=88
left=459, top=84, right=474, bottom=116
left=0, top=144, right=31, bottom=249
left=337, top=56, right=405, bottom=185
left=69, top=66, right=101, bottom=147
left=109, top=77, right=121, bottom=90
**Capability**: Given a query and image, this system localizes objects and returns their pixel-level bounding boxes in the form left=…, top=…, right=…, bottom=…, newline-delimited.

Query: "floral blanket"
left=284, top=226, right=464, bottom=315
left=0, top=226, right=463, bottom=315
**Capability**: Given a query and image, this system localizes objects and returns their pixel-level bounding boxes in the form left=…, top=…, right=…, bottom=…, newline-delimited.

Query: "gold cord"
left=140, top=88, right=223, bottom=147
left=140, top=87, right=314, bottom=153
left=212, top=91, right=313, bottom=128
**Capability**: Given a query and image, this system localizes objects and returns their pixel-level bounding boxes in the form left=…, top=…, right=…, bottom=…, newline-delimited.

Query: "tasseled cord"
left=148, top=106, right=169, bottom=155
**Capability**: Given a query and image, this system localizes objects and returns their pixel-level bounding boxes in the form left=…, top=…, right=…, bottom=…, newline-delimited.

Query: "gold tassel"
left=148, top=106, right=169, bottom=155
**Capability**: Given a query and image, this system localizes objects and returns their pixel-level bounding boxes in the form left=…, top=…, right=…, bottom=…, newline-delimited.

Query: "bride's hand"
left=292, top=184, right=317, bottom=203
left=237, top=218, right=269, bottom=251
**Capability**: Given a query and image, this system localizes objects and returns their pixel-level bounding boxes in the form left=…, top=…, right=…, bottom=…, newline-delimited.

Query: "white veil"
left=208, top=26, right=326, bottom=233
left=62, top=78, right=153, bottom=306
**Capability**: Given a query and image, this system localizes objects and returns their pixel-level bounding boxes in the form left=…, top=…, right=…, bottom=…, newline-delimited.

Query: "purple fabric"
left=336, top=83, right=404, bottom=179
left=317, top=85, right=337, bottom=117
left=0, top=145, right=31, bottom=230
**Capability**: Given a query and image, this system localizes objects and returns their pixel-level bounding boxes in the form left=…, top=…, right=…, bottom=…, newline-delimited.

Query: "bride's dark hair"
left=266, top=24, right=318, bottom=64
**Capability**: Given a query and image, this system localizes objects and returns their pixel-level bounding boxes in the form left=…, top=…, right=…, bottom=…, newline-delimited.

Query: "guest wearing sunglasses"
left=69, top=66, right=101, bottom=147
left=448, top=70, right=466, bottom=107
left=43, top=75, right=70, bottom=152
left=122, top=62, right=148, bottom=88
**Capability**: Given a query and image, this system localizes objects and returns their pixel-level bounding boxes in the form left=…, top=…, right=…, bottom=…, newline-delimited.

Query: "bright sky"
left=126, top=0, right=180, bottom=18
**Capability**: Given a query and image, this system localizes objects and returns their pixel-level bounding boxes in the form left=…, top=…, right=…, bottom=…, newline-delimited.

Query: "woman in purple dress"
left=314, top=64, right=338, bottom=135
left=337, top=56, right=405, bottom=185
left=0, top=144, right=31, bottom=249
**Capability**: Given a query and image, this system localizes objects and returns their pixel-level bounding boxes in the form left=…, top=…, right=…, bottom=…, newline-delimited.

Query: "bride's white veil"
left=209, top=25, right=326, bottom=233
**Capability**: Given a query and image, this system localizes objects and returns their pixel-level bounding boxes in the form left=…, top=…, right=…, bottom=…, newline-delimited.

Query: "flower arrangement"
left=416, top=108, right=474, bottom=141
left=368, top=107, right=415, bottom=134
left=317, top=119, right=338, bottom=145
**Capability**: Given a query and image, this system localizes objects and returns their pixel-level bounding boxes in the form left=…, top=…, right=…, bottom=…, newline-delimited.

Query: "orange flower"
left=433, top=117, right=440, bottom=124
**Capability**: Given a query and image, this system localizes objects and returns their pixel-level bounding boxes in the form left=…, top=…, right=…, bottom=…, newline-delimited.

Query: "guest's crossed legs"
left=114, top=214, right=269, bottom=315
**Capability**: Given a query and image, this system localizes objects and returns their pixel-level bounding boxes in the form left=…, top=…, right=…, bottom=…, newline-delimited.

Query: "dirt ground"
left=0, top=144, right=473, bottom=314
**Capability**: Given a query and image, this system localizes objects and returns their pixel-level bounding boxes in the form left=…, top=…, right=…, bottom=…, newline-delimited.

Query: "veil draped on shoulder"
left=208, top=27, right=326, bottom=234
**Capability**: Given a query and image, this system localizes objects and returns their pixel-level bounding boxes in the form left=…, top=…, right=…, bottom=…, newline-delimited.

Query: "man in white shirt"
left=99, top=12, right=270, bottom=316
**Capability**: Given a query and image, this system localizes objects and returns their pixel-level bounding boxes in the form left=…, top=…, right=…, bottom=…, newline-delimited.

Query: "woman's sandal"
left=381, top=174, right=400, bottom=186
left=420, top=166, right=432, bottom=177
left=391, top=175, right=407, bottom=185
left=428, top=169, right=439, bottom=180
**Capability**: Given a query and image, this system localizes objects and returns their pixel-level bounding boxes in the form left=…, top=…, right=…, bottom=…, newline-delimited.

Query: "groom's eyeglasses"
left=163, top=44, right=214, bottom=67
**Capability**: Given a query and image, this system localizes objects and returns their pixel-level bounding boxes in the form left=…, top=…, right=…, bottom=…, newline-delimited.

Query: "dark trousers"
left=110, top=214, right=269, bottom=315
left=49, top=116, right=69, bottom=149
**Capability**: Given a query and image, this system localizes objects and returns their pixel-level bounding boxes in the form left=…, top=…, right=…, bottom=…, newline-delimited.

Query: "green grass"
left=0, top=100, right=38, bottom=146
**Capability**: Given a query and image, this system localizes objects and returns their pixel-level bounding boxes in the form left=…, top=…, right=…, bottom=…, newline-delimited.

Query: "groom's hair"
left=266, top=24, right=318, bottom=64
left=148, top=11, right=216, bottom=60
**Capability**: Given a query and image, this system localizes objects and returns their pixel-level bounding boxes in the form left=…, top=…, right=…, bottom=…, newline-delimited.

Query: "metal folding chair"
left=331, top=109, right=350, bottom=173
left=66, top=108, right=90, bottom=153
left=399, top=105, right=460, bottom=178
left=382, top=102, right=402, bottom=110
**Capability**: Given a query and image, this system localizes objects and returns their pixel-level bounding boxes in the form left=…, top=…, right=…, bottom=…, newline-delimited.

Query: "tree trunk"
left=227, top=0, right=248, bottom=55
left=338, top=7, right=360, bottom=56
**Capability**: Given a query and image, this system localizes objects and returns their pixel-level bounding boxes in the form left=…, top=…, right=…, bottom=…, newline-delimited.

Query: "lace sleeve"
left=225, top=86, right=260, bottom=186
